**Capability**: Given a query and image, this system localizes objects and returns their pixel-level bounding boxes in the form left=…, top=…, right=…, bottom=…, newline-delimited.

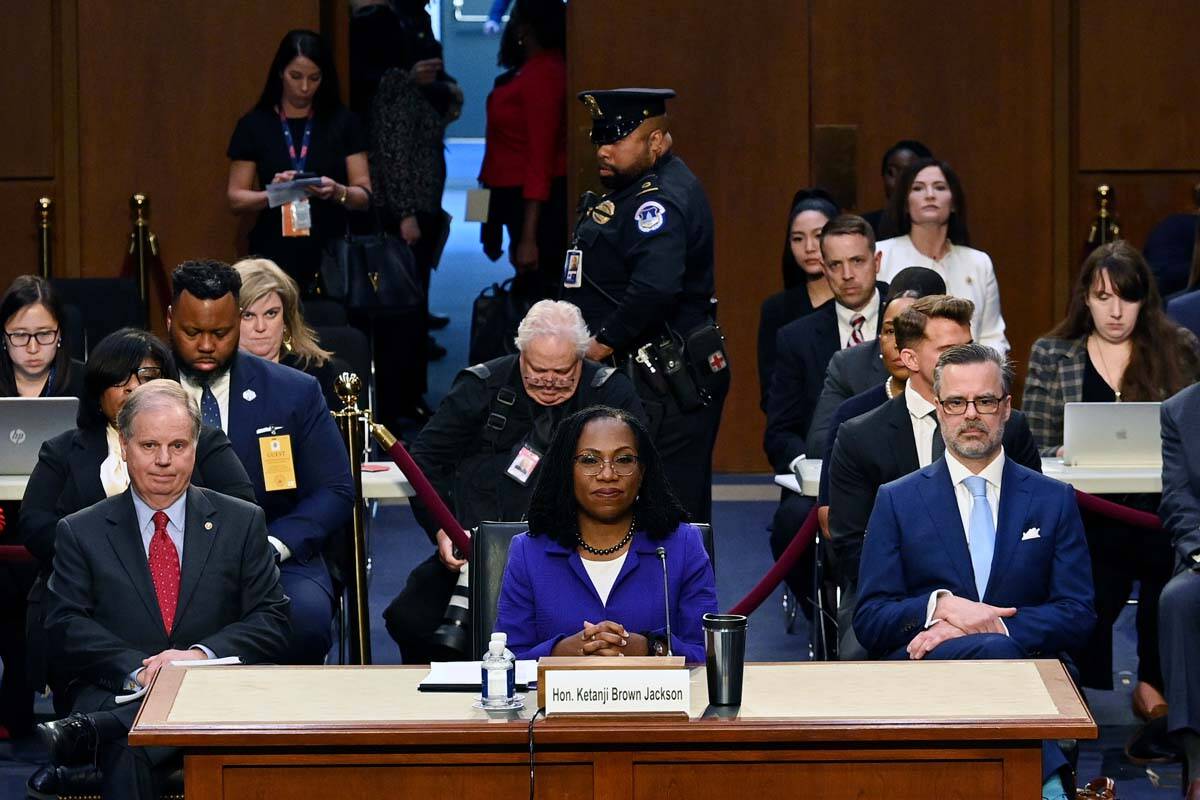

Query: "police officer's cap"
left=577, top=88, right=676, bottom=145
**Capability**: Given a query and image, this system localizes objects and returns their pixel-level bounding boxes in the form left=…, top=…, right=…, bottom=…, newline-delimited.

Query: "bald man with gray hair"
left=384, top=300, right=647, bottom=663
left=40, top=380, right=288, bottom=799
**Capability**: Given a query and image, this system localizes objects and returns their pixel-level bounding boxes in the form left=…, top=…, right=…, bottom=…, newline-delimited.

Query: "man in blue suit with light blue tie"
left=854, top=343, right=1096, bottom=800
left=168, top=261, right=353, bottom=664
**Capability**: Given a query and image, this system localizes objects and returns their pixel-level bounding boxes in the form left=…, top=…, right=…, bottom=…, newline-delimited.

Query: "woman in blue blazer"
left=495, top=406, right=718, bottom=662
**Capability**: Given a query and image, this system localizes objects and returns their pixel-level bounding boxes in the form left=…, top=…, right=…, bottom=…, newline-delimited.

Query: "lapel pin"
left=204, top=521, right=214, bottom=531
left=243, top=389, right=257, bottom=402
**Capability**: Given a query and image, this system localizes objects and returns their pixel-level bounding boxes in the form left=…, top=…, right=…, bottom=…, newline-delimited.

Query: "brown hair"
left=881, top=157, right=971, bottom=245
left=1050, top=240, right=1200, bottom=400
left=818, top=213, right=875, bottom=259
left=893, top=294, right=975, bottom=351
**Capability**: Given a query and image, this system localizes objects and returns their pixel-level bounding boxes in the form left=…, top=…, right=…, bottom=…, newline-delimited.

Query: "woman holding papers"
left=1023, top=241, right=1200, bottom=727
left=495, top=406, right=717, bottom=662
left=227, top=30, right=371, bottom=292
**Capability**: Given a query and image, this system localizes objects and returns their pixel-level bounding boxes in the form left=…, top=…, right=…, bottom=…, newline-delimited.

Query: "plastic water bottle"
left=491, top=631, right=515, bottom=662
left=481, top=637, right=515, bottom=708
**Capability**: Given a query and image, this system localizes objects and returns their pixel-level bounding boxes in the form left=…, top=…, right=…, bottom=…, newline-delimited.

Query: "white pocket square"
left=1021, top=527, right=1041, bottom=541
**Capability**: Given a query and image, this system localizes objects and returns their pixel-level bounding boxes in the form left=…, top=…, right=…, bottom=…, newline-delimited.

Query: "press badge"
left=505, top=443, right=543, bottom=485
left=258, top=434, right=298, bottom=491
left=562, top=249, right=583, bottom=288
left=281, top=199, right=312, bottom=237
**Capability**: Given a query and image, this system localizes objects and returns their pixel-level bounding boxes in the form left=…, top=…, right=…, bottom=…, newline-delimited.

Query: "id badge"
left=505, top=443, right=543, bottom=485
left=258, top=434, right=298, bottom=491
left=562, top=249, right=583, bottom=288
left=282, top=199, right=312, bottom=237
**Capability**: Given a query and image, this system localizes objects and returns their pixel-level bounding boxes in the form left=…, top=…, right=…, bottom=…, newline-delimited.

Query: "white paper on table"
left=419, top=659, right=538, bottom=691
left=113, top=656, right=242, bottom=704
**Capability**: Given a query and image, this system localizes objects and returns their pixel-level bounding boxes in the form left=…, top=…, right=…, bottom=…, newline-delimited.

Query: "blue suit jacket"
left=226, top=352, right=353, bottom=593
left=854, top=457, right=1096, bottom=659
left=1161, top=382, right=1200, bottom=566
left=1167, top=290, right=1200, bottom=341
left=494, top=523, right=718, bottom=662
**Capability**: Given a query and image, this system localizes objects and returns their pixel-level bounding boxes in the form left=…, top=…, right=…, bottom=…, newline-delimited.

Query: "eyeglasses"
left=574, top=453, right=641, bottom=476
left=937, top=394, right=1008, bottom=415
left=4, top=329, right=59, bottom=347
left=115, top=367, right=164, bottom=387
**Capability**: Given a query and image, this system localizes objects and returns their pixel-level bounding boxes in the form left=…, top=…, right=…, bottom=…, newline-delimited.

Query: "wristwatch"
left=642, top=632, right=668, bottom=656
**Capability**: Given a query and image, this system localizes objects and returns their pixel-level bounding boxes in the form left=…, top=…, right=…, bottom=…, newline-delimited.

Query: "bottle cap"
left=491, top=632, right=508, bottom=644
left=488, top=640, right=504, bottom=656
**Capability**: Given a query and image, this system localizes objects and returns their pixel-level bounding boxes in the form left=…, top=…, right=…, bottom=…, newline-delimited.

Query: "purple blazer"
left=495, top=522, right=718, bottom=662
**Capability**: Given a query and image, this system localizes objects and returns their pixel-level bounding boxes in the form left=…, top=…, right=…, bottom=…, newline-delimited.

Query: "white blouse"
left=581, top=551, right=629, bottom=606
left=875, top=234, right=1010, bottom=356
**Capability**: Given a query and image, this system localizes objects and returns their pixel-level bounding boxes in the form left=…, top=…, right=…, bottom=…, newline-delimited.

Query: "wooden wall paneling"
left=74, top=1, right=320, bottom=331
left=1071, top=172, right=1200, bottom=274
left=0, top=3, right=56, bottom=178
left=54, top=0, right=83, bottom=280
left=1077, top=0, right=1200, bottom=171
left=0, top=183, right=59, bottom=291
left=810, top=0, right=1059, bottom=394
left=567, top=2, right=812, bottom=472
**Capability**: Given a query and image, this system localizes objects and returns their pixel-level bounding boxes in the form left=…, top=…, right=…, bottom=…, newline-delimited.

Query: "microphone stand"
left=656, top=547, right=672, bottom=656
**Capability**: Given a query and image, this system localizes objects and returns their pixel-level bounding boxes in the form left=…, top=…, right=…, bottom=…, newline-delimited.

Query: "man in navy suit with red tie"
left=854, top=343, right=1095, bottom=798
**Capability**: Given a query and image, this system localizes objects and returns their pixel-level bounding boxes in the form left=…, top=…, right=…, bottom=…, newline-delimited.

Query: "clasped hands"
left=136, top=647, right=207, bottom=687
left=553, top=621, right=649, bottom=658
left=906, top=594, right=1016, bottom=660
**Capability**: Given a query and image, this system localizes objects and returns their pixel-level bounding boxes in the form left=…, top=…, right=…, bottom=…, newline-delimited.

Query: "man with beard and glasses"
left=853, top=343, right=1095, bottom=799
left=382, top=300, right=644, bottom=663
left=562, top=88, right=728, bottom=525
left=167, top=260, right=352, bottom=664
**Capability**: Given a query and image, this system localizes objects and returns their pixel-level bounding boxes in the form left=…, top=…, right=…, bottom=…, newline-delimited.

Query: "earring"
left=283, top=333, right=294, bottom=354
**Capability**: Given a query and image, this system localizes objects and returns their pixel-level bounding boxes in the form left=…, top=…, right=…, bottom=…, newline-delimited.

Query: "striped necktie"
left=846, top=314, right=866, bottom=348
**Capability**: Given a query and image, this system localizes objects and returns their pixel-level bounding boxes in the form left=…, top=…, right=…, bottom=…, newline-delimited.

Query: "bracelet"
left=338, top=185, right=349, bottom=205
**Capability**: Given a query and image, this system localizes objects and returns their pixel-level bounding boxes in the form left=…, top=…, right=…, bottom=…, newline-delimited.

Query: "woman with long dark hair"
left=756, top=189, right=840, bottom=408
left=494, top=406, right=717, bottom=661
left=1025, top=240, right=1200, bottom=722
left=875, top=158, right=1009, bottom=355
left=0, top=275, right=80, bottom=399
left=227, top=29, right=371, bottom=291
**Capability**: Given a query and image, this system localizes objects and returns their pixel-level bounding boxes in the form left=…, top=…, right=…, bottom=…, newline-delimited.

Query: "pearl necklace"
left=884, top=376, right=900, bottom=399
left=577, top=518, right=636, bottom=556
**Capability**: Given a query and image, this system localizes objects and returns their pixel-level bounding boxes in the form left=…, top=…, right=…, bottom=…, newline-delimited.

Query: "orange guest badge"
left=281, top=199, right=312, bottom=237
left=259, top=434, right=297, bottom=491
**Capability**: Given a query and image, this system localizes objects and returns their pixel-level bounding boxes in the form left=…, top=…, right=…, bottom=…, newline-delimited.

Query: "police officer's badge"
left=634, top=200, right=666, bottom=233
left=591, top=199, right=615, bottom=224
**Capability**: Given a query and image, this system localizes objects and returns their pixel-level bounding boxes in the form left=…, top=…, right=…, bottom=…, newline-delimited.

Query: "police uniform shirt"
left=566, top=151, right=715, bottom=354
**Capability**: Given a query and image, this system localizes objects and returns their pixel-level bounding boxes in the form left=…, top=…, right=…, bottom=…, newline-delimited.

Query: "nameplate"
left=543, top=666, right=690, bottom=716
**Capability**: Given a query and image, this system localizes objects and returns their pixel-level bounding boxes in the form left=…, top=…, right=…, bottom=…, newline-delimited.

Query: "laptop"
left=1062, top=401, right=1162, bottom=467
left=0, top=397, right=79, bottom=474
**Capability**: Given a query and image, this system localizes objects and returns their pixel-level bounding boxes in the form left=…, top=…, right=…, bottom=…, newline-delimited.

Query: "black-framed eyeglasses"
left=574, top=453, right=641, bottom=476
left=937, top=394, right=1008, bottom=415
left=115, top=367, right=164, bottom=387
left=4, top=329, right=59, bottom=347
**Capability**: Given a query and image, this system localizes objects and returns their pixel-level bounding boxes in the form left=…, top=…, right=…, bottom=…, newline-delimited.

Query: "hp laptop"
left=1062, top=401, right=1162, bottom=467
left=0, top=397, right=79, bottom=474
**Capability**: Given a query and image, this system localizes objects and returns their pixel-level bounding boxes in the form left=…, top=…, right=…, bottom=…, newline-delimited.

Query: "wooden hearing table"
left=775, top=457, right=1162, bottom=497
left=0, top=462, right=413, bottom=502
left=131, top=660, right=1094, bottom=799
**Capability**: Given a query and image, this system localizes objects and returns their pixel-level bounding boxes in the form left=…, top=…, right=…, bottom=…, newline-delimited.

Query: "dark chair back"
left=51, top=278, right=144, bottom=357
left=302, top=298, right=349, bottom=327
left=693, top=522, right=716, bottom=573
left=316, top=325, right=371, bottom=387
left=469, top=521, right=528, bottom=660
left=60, top=304, right=86, bottom=362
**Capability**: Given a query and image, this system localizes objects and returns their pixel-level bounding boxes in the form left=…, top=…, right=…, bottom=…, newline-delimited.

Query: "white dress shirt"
left=581, top=551, right=628, bottom=606
left=180, top=371, right=231, bottom=433
left=904, top=382, right=939, bottom=469
left=99, top=425, right=130, bottom=498
left=924, top=449, right=1008, bottom=631
left=876, top=235, right=1010, bottom=356
left=834, top=291, right=881, bottom=349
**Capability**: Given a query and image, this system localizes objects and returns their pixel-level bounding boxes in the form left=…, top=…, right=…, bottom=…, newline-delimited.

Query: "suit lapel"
left=174, top=487, right=217, bottom=628
left=916, top=461, right=977, bottom=596
left=104, top=492, right=163, bottom=632
left=75, top=428, right=109, bottom=503
left=884, top=396, right=920, bottom=475
left=227, top=354, right=255, bottom=449
left=985, top=459, right=1032, bottom=600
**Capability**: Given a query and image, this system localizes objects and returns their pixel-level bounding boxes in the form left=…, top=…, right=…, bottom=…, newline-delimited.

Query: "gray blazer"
left=1161, top=383, right=1200, bottom=568
left=805, top=339, right=889, bottom=457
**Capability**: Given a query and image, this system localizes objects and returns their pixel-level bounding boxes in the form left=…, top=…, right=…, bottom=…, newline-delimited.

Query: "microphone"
left=656, top=547, right=673, bottom=656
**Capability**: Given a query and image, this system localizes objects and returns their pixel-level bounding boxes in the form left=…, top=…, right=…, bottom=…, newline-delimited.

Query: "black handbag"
left=320, top=201, right=423, bottom=316
left=469, top=278, right=535, bottom=364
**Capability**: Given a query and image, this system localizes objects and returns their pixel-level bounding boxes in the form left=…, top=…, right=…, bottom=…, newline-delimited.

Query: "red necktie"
left=149, top=511, right=180, bottom=634
left=846, top=314, right=866, bottom=348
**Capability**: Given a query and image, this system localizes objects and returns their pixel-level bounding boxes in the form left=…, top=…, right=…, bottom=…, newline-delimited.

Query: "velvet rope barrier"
left=371, top=423, right=473, bottom=559
left=1075, top=489, right=1163, bottom=532
left=727, top=504, right=819, bottom=616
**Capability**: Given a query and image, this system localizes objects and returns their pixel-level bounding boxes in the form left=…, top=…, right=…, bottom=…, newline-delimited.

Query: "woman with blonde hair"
left=233, top=258, right=342, bottom=407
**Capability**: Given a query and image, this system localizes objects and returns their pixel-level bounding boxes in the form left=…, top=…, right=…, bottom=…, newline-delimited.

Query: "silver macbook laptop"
left=1062, top=401, right=1162, bottom=467
left=0, top=397, right=79, bottom=474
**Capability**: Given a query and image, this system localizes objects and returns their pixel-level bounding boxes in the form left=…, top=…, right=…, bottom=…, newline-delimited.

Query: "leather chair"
left=50, top=278, right=143, bottom=357
left=467, top=522, right=717, bottom=660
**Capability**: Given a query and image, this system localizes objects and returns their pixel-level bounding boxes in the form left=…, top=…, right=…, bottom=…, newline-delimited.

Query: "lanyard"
left=279, top=109, right=314, bottom=172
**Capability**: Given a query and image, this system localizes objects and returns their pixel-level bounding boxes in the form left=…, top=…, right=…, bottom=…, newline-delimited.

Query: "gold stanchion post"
left=128, top=193, right=159, bottom=322
left=1086, top=184, right=1120, bottom=249
left=36, top=197, right=53, bottom=278
left=332, top=372, right=373, bottom=665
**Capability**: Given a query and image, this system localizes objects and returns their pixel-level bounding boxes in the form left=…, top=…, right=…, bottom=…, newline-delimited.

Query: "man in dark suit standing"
left=167, top=260, right=353, bottom=664
left=1158, top=382, right=1200, bottom=800
left=829, top=295, right=1041, bottom=658
left=38, top=381, right=289, bottom=799
left=854, top=344, right=1095, bottom=799
left=763, top=214, right=888, bottom=589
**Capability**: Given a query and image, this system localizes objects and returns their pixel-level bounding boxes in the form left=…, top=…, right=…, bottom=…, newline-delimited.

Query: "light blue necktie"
left=200, top=385, right=222, bottom=430
left=964, top=475, right=996, bottom=600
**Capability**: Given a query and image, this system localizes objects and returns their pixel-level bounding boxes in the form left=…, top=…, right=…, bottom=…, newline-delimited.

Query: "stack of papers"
left=419, top=660, right=539, bottom=692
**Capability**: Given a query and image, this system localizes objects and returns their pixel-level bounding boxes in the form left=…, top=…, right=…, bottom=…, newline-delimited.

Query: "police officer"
left=564, top=88, right=729, bottom=523
left=383, top=300, right=645, bottom=663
